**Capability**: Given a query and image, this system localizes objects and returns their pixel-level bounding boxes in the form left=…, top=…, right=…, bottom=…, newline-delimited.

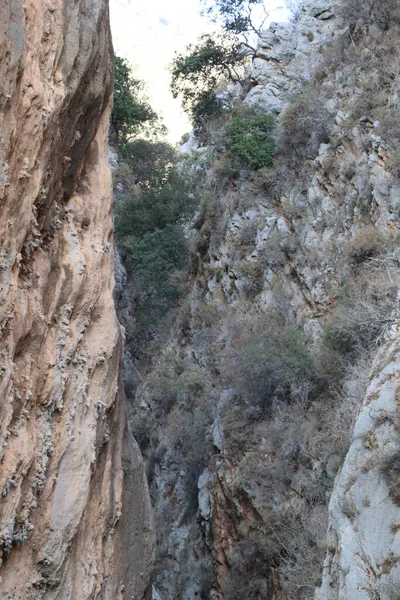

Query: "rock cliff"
left=120, top=1, right=400, bottom=598
left=0, top=1, right=154, bottom=598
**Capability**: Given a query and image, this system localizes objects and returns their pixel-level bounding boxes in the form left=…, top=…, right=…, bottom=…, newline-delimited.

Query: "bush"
left=222, top=318, right=315, bottom=414
left=339, top=0, right=400, bottom=29
left=165, top=404, right=212, bottom=505
left=237, top=260, right=264, bottom=298
left=380, top=450, right=400, bottom=505
left=346, top=226, right=386, bottom=265
left=321, top=248, right=400, bottom=364
left=224, top=112, right=276, bottom=170
left=278, top=87, right=332, bottom=158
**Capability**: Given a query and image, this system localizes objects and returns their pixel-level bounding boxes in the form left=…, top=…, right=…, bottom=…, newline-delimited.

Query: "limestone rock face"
left=0, top=1, right=154, bottom=598
left=246, top=1, right=339, bottom=114
left=316, top=333, right=400, bottom=600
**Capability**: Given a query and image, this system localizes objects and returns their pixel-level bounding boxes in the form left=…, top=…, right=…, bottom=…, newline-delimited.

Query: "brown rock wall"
left=0, top=1, right=154, bottom=598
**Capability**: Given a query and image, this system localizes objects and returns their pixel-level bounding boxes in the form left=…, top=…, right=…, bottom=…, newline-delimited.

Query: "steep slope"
left=121, top=1, right=400, bottom=598
left=0, top=1, right=154, bottom=598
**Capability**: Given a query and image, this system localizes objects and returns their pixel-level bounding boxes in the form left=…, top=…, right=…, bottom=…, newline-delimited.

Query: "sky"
left=110, top=0, right=290, bottom=142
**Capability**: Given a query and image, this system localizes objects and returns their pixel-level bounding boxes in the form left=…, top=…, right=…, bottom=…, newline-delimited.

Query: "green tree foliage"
left=115, top=162, right=199, bottom=330
left=111, top=55, right=158, bottom=144
left=119, top=139, right=176, bottom=185
left=124, top=225, right=188, bottom=328
left=224, top=111, right=275, bottom=169
left=170, top=1, right=271, bottom=131
left=170, top=33, right=245, bottom=131
left=116, top=167, right=196, bottom=240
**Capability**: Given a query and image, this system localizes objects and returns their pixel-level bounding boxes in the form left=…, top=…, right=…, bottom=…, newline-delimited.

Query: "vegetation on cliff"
left=113, top=2, right=400, bottom=598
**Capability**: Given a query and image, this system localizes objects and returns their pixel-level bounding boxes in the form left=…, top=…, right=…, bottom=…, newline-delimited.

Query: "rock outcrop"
left=316, top=332, right=400, bottom=600
left=246, top=1, right=338, bottom=114
left=0, top=1, right=154, bottom=598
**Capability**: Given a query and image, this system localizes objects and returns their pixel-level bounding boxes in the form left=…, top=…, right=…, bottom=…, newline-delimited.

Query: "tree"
left=201, top=0, right=269, bottom=37
left=170, top=33, right=245, bottom=131
left=124, top=225, right=189, bottom=329
left=170, top=1, right=273, bottom=131
left=111, top=55, right=158, bottom=144
left=119, top=139, right=176, bottom=185
left=115, top=160, right=199, bottom=330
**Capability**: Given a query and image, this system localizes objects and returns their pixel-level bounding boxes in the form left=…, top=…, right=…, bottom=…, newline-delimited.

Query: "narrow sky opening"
left=110, top=0, right=290, bottom=143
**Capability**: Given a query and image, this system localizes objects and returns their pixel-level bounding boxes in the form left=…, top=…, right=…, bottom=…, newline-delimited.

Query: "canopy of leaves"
left=123, top=225, right=188, bottom=329
left=119, top=139, right=176, bottom=185
left=116, top=168, right=196, bottom=240
left=115, top=161, right=199, bottom=330
left=170, top=33, right=245, bottom=130
left=111, top=55, right=158, bottom=144
left=224, top=112, right=276, bottom=169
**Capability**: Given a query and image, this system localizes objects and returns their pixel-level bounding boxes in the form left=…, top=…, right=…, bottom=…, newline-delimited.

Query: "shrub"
left=236, top=220, right=258, bottom=247
left=380, top=450, right=400, bottom=505
left=224, top=112, right=276, bottom=170
left=237, top=260, right=264, bottom=298
left=286, top=0, right=305, bottom=23
left=321, top=249, right=400, bottom=364
left=222, top=319, right=315, bottom=414
left=278, top=87, right=332, bottom=158
left=165, top=404, right=212, bottom=494
left=346, top=226, right=386, bottom=265
left=339, top=0, right=400, bottom=29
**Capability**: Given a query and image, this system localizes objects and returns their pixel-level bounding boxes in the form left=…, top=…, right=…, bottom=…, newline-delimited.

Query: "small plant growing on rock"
left=224, top=111, right=276, bottom=170
left=380, top=450, right=400, bottom=505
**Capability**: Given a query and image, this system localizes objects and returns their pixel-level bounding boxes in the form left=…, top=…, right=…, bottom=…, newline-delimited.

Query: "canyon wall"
left=121, top=1, right=400, bottom=598
left=0, top=1, right=154, bottom=598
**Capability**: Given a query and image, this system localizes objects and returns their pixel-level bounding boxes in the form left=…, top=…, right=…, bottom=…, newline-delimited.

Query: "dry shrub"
left=278, top=86, right=333, bottom=159
left=237, top=260, right=265, bottom=298
left=339, top=0, right=400, bottom=29
left=221, top=315, right=315, bottom=416
left=277, top=504, right=329, bottom=598
left=325, top=247, right=400, bottom=360
left=236, top=220, right=258, bottom=248
left=346, top=226, right=387, bottom=265
left=380, top=450, right=400, bottom=505
left=259, top=231, right=288, bottom=268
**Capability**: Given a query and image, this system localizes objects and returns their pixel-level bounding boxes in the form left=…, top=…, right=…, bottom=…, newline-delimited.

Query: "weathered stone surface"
left=316, top=334, right=400, bottom=600
left=0, top=1, right=154, bottom=597
left=246, top=0, right=340, bottom=112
